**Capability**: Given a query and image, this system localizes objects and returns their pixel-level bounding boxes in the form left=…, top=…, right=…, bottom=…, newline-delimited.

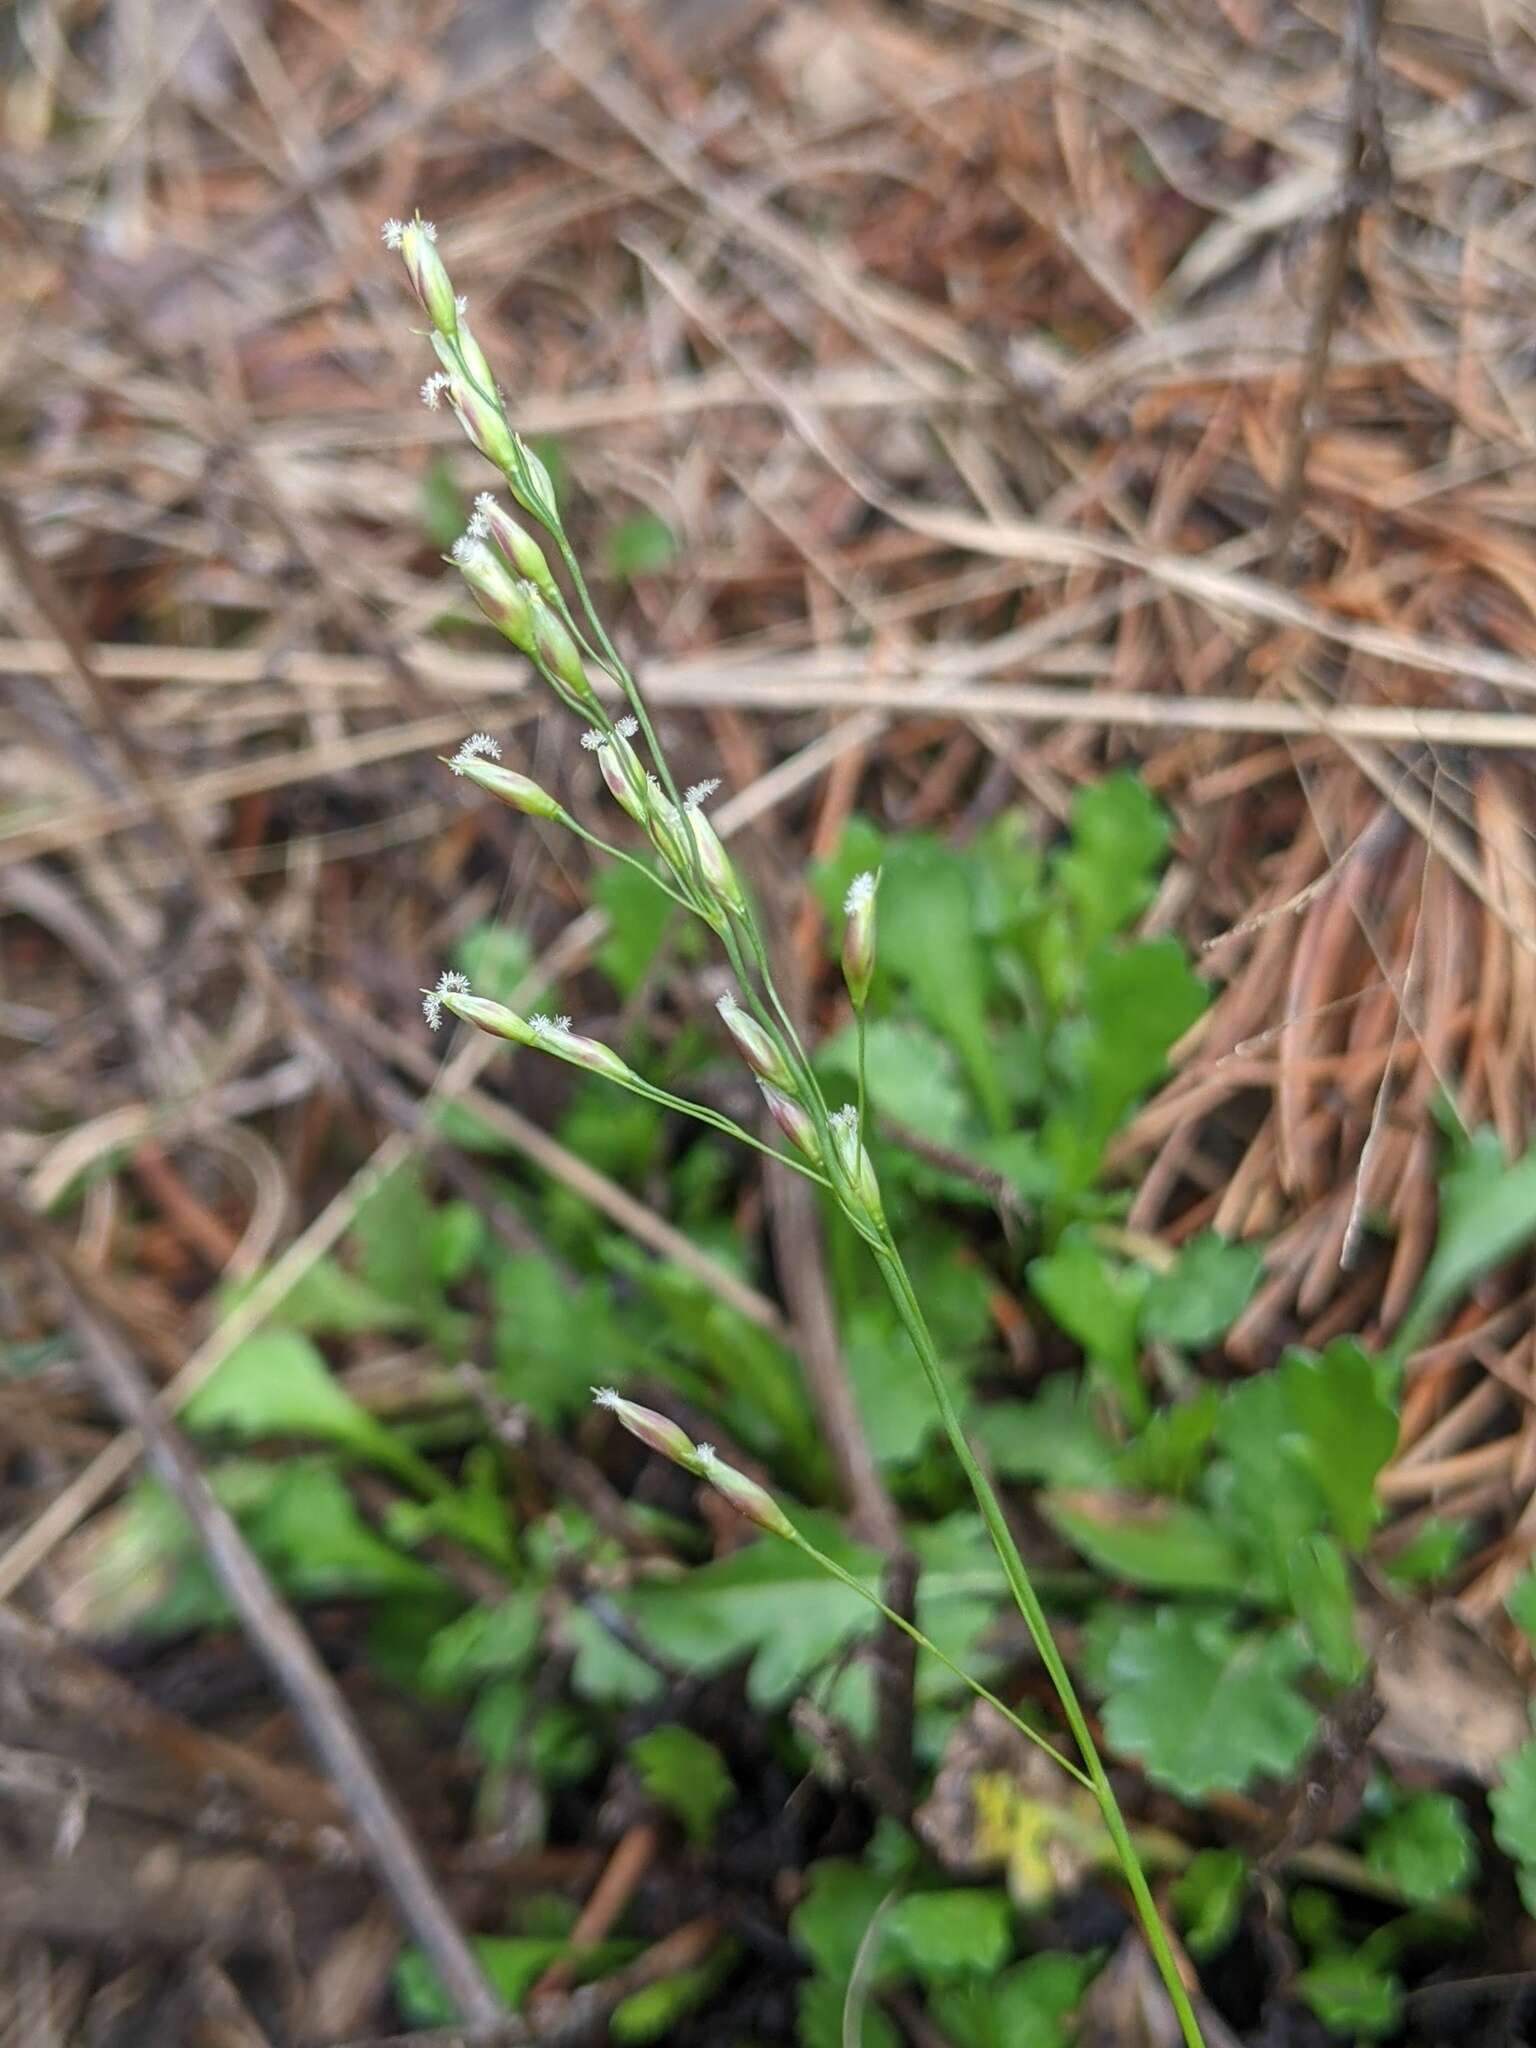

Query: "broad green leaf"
left=1043, top=1491, right=1249, bottom=1595
left=1364, top=1793, right=1476, bottom=1904
left=1140, top=1234, right=1263, bottom=1349
left=1491, top=1737, right=1536, bottom=1913
left=625, top=1511, right=878, bottom=1707
left=1084, top=1605, right=1317, bottom=1799
left=1028, top=1228, right=1149, bottom=1421
left=628, top=1724, right=734, bottom=1846
left=821, top=1018, right=971, bottom=1147
left=1296, top=1953, right=1403, bottom=2039
left=185, top=1330, right=436, bottom=1492
left=1396, top=1128, right=1536, bottom=1357
left=1286, top=1534, right=1365, bottom=1684
left=1172, top=1848, right=1246, bottom=1958
left=396, top=1936, right=632, bottom=2026
left=1056, top=772, right=1170, bottom=949
left=602, top=511, right=679, bottom=579
left=878, top=837, right=1006, bottom=1130
left=931, top=1953, right=1097, bottom=2048
left=883, top=1890, right=1013, bottom=1983
left=972, top=1380, right=1117, bottom=1489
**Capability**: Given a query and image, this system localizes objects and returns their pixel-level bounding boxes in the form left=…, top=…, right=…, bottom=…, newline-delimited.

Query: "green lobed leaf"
left=422, top=1592, right=541, bottom=1696
left=972, top=1379, right=1117, bottom=1489
left=1172, top=1847, right=1247, bottom=1958
left=1384, top=1516, right=1471, bottom=1586
left=1296, top=1952, right=1403, bottom=2039
left=1051, top=939, right=1206, bottom=1174
left=878, top=836, right=1007, bottom=1131
left=1140, top=1234, right=1263, bottom=1350
left=492, top=1253, right=632, bottom=1424
left=185, top=1330, right=436, bottom=1491
left=1491, top=1736, right=1536, bottom=1913
left=1396, top=1127, right=1536, bottom=1357
left=624, top=1510, right=879, bottom=1707
left=218, top=1256, right=410, bottom=1335
left=244, top=1460, right=441, bottom=1604
left=1363, top=1792, right=1477, bottom=1904
left=1084, top=1605, right=1317, bottom=1799
left=1286, top=1534, right=1366, bottom=1685
left=930, top=1953, right=1098, bottom=2048
left=1507, top=1564, right=1536, bottom=1645
left=821, top=1017, right=972, bottom=1147
left=628, top=1724, right=734, bottom=1847
left=1043, top=1492, right=1250, bottom=1596
left=791, top=1859, right=901, bottom=1985
left=1283, top=1341, right=1398, bottom=1550
left=1055, top=772, right=1170, bottom=950
left=1114, top=1390, right=1221, bottom=1498
left=883, top=1890, right=1013, bottom=1984
left=1028, top=1227, right=1149, bottom=1421
left=396, top=1936, right=633, bottom=2026
left=798, top=1977, right=901, bottom=2048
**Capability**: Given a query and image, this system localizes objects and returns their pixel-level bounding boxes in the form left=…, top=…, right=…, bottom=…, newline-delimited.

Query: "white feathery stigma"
left=474, top=491, right=498, bottom=517
left=465, top=507, right=490, bottom=540
left=450, top=732, right=501, bottom=775
left=829, top=1104, right=860, bottom=1134
left=844, top=870, right=877, bottom=916
left=381, top=219, right=406, bottom=249
left=581, top=715, right=639, bottom=753
left=684, top=778, right=721, bottom=811
left=715, top=991, right=739, bottom=1019
left=449, top=532, right=479, bottom=564
left=592, top=1385, right=621, bottom=1410
left=415, top=219, right=438, bottom=242
left=529, top=1013, right=573, bottom=1040
left=693, top=1443, right=719, bottom=1471
left=455, top=293, right=469, bottom=316
left=420, top=371, right=451, bottom=410
left=422, top=968, right=471, bottom=1031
